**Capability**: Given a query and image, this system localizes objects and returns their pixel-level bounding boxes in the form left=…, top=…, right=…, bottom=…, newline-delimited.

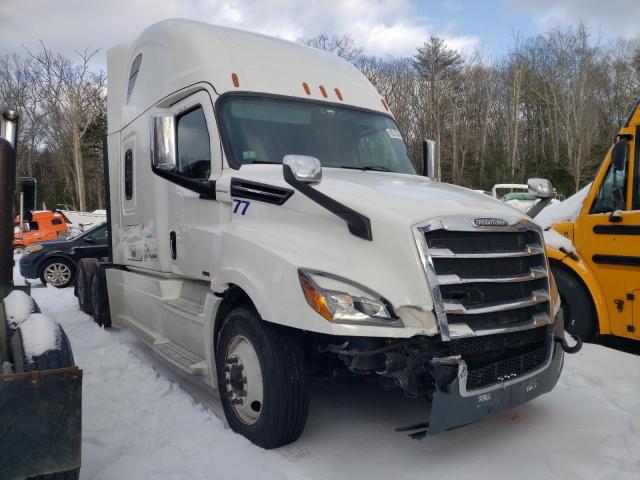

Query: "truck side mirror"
left=527, top=178, right=554, bottom=198
left=150, top=112, right=177, bottom=172
left=283, top=155, right=322, bottom=184
left=611, top=139, right=628, bottom=171
left=422, top=139, right=438, bottom=181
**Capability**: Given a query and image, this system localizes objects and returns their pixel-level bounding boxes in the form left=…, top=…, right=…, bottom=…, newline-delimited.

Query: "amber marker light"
left=381, top=99, right=389, bottom=111
left=303, top=82, right=311, bottom=95
left=319, top=85, right=328, bottom=98
left=231, top=73, right=239, bottom=87
left=299, top=273, right=333, bottom=321
left=334, top=88, right=343, bottom=101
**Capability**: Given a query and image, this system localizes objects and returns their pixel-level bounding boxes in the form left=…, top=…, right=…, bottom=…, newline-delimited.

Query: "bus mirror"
left=151, top=112, right=177, bottom=172
left=611, top=139, right=627, bottom=171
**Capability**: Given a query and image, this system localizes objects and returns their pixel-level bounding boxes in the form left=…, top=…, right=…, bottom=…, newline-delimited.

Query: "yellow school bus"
left=547, top=99, right=640, bottom=341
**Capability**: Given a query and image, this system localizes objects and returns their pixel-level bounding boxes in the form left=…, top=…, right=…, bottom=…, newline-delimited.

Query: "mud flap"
left=0, top=366, right=82, bottom=480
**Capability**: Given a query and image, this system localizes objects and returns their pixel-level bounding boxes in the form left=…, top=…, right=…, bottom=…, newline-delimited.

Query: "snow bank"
left=19, top=313, right=62, bottom=360
left=535, top=183, right=592, bottom=229
left=14, top=266, right=640, bottom=479
left=543, top=229, right=577, bottom=254
left=3, top=289, right=36, bottom=328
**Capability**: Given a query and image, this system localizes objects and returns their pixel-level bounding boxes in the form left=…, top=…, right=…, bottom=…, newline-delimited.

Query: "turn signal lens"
left=299, top=274, right=333, bottom=321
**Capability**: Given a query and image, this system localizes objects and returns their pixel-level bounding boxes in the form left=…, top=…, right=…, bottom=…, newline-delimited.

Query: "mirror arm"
left=151, top=164, right=216, bottom=199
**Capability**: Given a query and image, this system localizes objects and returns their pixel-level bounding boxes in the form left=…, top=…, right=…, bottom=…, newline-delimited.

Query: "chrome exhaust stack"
left=0, top=110, right=18, bottom=289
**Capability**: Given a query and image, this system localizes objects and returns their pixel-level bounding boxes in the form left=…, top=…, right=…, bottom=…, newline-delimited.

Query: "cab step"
left=163, top=297, right=204, bottom=316
left=153, top=339, right=207, bottom=375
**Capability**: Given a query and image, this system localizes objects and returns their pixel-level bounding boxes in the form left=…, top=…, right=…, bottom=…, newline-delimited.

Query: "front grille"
left=465, top=343, right=549, bottom=390
left=424, top=227, right=551, bottom=332
left=449, top=325, right=548, bottom=356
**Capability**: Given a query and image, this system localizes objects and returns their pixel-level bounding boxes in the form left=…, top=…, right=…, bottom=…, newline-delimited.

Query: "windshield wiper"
left=339, top=165, right=392, bottom=172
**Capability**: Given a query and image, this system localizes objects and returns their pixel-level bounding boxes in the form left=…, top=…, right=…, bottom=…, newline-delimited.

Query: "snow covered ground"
left=13, top=265, right=640, bottom=479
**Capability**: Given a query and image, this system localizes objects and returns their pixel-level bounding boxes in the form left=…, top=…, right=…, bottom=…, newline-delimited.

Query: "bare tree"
left=27, top=43, right=105, bottom=211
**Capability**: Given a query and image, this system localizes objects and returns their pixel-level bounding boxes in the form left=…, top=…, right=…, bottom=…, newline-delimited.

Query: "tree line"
left=1, top=23, right=638, bottom=211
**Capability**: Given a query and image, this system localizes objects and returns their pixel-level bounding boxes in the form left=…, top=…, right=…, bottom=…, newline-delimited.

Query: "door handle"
left=169, top=231, right=177, bottom=260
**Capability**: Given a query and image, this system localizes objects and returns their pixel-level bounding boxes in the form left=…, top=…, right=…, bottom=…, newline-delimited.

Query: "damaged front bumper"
left=398, top=313, right=580, bottom=438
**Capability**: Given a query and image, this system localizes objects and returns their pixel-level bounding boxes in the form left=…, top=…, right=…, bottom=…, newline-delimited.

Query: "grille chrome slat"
left=436, top=267, right=547, bottom=285
left=444, top=290, right=550, bottom=315
left=429, top=244, right=544, bottom=259
left=413, top=215, right=552, bottom=341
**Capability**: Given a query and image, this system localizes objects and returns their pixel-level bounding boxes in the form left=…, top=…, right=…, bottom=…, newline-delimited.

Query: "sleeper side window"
left=125, top=149, right=133, bottom=200
left=176, top=106, right=211, bottom=180
left=126, top=54, right=142, bottom=104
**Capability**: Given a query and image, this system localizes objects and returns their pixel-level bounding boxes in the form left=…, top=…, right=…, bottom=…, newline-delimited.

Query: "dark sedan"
left=19, top=222, right=109, bottom=288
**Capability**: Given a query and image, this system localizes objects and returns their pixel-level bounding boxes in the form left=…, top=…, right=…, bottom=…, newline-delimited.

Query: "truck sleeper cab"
left=546, top=99, right=640, bottom=342
left=93, top=19, right=575, bottom=448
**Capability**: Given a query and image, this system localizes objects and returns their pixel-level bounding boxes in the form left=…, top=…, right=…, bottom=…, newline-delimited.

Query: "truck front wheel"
left=215, top=307, right=309, bottom=449
left=551, top=266, right=597, bottom=341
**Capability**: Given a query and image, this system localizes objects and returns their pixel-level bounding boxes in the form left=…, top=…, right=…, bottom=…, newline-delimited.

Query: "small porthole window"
left=126, top=54, right=142, bottom=104
left=125, top=149, right=133, bottom=200
left=51, top=218, right=63, bottom=225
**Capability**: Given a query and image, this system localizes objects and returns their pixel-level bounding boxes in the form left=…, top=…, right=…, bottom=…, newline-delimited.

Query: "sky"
left=0, top=0, right=637, bottom=70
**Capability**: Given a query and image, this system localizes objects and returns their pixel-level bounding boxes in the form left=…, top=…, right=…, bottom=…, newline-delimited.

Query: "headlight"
left=298, top=269, right=401, bottom=326
left=24, top=244, right=43, bottom=254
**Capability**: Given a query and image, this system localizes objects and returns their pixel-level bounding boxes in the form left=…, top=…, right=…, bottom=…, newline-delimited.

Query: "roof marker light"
left=319, top=85, right=328, bottom=98
left=381, top=99, right=389, bottom=111
left=231, top=73, right=239, bottom=87
left=303, top=82, right=311, bottom=95
left=334, top=88, right=343, bottom=101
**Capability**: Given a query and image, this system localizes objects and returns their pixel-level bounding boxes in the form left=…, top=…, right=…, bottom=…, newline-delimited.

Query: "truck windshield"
left=218, top=96, right=416, bottom=174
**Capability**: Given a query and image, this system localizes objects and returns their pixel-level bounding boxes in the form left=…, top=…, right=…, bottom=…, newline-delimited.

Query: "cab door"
left=574, top=126, right=640, bottom=338
left=164, top=90, right=222, bottom=280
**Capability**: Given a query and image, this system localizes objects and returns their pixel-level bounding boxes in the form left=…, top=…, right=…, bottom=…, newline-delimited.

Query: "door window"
left=176, top=107, right=211, bottom=180
left=591, top=155, right=628, bottom=214
left=633, top=131, right=639, bottom=210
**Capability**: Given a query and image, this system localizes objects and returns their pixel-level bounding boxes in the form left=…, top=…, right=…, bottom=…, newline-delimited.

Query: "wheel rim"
left=43, top=262, right=72, bottom=286
left=224, top=335, right=263, bottom=425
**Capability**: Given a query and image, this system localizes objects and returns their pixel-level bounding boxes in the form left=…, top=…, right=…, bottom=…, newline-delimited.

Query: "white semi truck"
left=81, top=19, right=579, bottom=449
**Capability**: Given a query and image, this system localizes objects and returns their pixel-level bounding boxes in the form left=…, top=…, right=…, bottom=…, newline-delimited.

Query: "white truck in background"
left=80, top=19, right=579, bottom=449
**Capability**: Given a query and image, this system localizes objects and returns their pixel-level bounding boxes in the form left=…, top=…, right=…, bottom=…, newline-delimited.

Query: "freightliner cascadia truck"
left=80, top=19, right=580, bottom=448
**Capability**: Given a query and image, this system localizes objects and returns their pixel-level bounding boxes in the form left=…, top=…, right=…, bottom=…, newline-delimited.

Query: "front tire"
left=216, top=307, right=309, bottom=449
left=551, top=266, right=597, bottom=341
left=39, top=258, right=75, bottom=288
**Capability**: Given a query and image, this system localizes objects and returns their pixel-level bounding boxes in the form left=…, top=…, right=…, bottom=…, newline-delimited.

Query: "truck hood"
left=231, top=165, right=527, bottom=225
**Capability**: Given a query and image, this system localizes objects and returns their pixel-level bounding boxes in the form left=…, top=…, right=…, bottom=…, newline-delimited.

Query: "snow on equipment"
left=0, top=109, right=82, bottom=480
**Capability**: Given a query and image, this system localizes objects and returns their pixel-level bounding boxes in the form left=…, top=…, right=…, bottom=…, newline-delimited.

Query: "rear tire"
left=551, top=266, right=597, bottom=341
left=39, top=258, right=75, bottom=288
left=91, top=268, right=111, bottom=328
left=216, top=307, right=309, bottom=449
left=76, top=258, right=98, bottom=315
left=10, top=322, right=74, bottom=373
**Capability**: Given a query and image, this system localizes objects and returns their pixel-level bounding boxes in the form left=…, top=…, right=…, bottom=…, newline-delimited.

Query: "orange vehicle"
left=13, top=210, right=68, bottom=253
left=546, top=99, right=640, bottom=342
